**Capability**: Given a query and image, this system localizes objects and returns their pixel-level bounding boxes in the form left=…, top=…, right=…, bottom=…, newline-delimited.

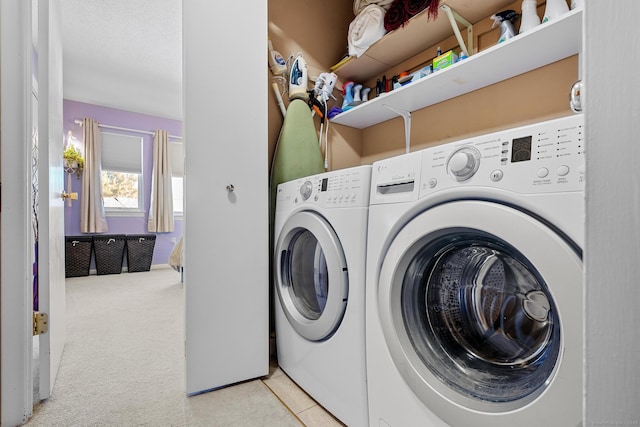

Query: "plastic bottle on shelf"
left=268, top=39, right=287, bottom=76
left=519, top=0, right=541, bottom=34
left=542, top=0, right=569, bottom=23
left=491, top=10, right=519, bottom=44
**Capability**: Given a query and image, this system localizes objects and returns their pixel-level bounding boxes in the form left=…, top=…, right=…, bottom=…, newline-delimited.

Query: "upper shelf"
left=331, top=8, right=582, bottom=129
left=332, top=0, right=516, bottom=83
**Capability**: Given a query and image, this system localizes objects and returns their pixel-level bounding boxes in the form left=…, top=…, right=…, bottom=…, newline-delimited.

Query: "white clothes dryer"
left=274, top=165, right=371, bottom=427
left=366, top=115, right=584, bottom=427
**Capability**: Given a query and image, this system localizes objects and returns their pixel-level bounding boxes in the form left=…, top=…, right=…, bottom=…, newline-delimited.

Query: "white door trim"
left=1, top=0, right=36, bottom=424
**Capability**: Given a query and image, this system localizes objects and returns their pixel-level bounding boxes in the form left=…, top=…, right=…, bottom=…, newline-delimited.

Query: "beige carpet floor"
left=25, top=268, right=302, bottom=427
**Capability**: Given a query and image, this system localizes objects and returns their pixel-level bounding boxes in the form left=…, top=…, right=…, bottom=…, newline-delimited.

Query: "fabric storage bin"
left=93, top=234, right=126, bottom=275
left=65, top=236, right=93, bottom=277
left=126, top=234, right=156, bottom=273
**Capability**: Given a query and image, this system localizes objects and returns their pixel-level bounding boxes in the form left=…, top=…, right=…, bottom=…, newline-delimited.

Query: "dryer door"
left=275, top=211, right=348, bottom=342
left=377, top=200, right=582, bottom=425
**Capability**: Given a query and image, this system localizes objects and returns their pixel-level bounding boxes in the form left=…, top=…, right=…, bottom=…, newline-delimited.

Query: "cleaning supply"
left=352, top=84, right=363, bottom=104
left=519, top=0, right=541, bottom=34
left=491, top=10, right=519, bottom=44
left=289, top=55, right=309, bottom=101
left=268, top=40, right=287, bottom=76
left=542, top=0, right=569, bottom=23
left=342, top=81, right=355, bottom=110
left=361, top=87, right=371, bottom=102
left=433, top=50, right=459, bottom=71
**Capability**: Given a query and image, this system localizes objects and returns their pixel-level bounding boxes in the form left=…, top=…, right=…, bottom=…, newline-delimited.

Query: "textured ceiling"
left=61, top=0, right=182, bottom=119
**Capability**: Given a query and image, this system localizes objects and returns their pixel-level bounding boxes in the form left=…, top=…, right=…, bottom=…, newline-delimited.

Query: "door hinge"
left=33, top=312, right=49, bottom=336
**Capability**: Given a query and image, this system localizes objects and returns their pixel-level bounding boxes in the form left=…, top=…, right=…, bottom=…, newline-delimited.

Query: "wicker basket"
left=126, top=234, right=156, bottom=273
left=93, top=234, right=126, bottom=275
left=65, top=236, right=93, bottom=277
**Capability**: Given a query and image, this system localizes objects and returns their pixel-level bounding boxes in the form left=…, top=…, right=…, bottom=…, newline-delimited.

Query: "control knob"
left=300, top=181, right=313, bottom=200
left=446, top=146, right=481, bottom=181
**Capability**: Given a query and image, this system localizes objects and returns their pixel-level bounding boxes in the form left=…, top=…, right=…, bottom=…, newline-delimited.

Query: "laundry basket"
left=65, top=236, right=93, bottom=277
left=126, top=234, right=156, bottom=272
left=93, top=234, right=126, bottom=275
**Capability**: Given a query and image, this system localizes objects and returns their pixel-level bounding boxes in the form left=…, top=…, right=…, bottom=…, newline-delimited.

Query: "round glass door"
left=275, top=211, right=348, bottom=341
left=403, top=233, right=559, bottom=403
left=378, top=200, right=582, bottom=416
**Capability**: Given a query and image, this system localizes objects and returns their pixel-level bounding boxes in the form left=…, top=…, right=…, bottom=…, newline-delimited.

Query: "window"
left=172, top=176, right=184, bottom=214
left=169, top=140, right=184, bottom=215
left=101, top=132, right=143, bottom=214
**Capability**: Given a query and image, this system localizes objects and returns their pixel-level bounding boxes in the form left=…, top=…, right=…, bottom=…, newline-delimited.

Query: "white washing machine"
left=366, top=115, right=584, bottom=427
left=274, top=165, right=371, bottom=427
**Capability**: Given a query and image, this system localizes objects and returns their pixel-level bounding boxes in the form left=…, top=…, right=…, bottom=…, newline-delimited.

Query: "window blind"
left=169, top=140, right=185, bottom=177
left=101, top=132, right=143, bottom=173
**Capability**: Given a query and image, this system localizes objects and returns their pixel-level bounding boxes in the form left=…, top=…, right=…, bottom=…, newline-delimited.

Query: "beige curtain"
left=80, top=118, right=108, bottom=233
left=148, top=130, right=174, bottom=232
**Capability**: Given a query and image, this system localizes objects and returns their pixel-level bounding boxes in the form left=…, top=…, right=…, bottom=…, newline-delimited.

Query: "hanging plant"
left=63, top=145, right=84, bottom=179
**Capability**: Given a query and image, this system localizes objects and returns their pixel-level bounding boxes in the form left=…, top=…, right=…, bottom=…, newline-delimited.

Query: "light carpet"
left=26, top=267, right=301, bottom=427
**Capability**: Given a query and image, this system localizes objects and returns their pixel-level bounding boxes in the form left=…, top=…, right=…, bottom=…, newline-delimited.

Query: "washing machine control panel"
left=421, top=115, right=584, bottom=196
left=277, top=165, right=372, bottom=210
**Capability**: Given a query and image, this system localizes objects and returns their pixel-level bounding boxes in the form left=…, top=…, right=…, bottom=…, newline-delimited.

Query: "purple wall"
left=63, top=99, right=183, bottom=267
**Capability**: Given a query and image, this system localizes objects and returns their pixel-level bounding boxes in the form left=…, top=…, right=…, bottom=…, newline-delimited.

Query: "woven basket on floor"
left=65, top=236, right=93, bottom=277
left=93, top=234, right=126, bottom=275
left=126, top=234, right=156, bottom=273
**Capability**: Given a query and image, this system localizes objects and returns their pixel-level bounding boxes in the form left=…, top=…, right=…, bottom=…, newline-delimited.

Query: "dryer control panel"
left=420, top=115, right=585, bottom=196
left=276, top=165, right=372, bottom=210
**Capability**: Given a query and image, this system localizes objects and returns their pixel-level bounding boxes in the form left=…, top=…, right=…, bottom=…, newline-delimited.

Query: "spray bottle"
left=519, top=0, right=541, bottom=34
left=342, top=81, right=355, bottom=111
left=491, top=10, right=519, bottom=44
left=268, top=40, right=287, bottom=76
left=543, top=0, right=569, bottom=22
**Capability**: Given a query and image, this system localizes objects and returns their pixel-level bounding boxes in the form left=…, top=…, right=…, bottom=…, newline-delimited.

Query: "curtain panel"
left=148, top=130, right=174, bottom=232
left=80, top=117, right=108, bottom=233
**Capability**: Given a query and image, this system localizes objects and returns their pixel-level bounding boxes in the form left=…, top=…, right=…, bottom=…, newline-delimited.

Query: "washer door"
left=275, top=211, right=348, bottom=341
left=378, top=200, right=582, bottom=420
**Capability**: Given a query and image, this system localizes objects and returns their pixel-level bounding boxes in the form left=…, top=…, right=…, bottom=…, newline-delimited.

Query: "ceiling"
left=60, top=0, right=183, bottom=120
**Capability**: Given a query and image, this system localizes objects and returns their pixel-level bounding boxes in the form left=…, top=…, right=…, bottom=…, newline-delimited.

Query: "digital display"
left=511, top=136, right=532, bottom=163
left=321, top=178, right=328, bottom=191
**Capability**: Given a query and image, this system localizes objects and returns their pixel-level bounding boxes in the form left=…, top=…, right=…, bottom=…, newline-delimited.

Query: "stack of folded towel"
left=348, top=0, right=440, bottom=57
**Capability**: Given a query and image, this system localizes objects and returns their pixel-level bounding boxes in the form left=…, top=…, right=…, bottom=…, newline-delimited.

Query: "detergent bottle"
left=268, top=40, right=287, bottom=76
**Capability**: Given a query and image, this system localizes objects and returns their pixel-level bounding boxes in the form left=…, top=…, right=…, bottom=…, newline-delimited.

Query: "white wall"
left=584, top=2, right=640, bottom=424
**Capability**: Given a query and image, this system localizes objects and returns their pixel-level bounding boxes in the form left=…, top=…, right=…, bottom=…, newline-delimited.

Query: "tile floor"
left=263, top=361, right=346, bottom=427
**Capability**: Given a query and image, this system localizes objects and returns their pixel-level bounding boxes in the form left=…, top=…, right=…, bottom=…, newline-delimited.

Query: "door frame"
left=1, top=0, right=36, bottom=424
